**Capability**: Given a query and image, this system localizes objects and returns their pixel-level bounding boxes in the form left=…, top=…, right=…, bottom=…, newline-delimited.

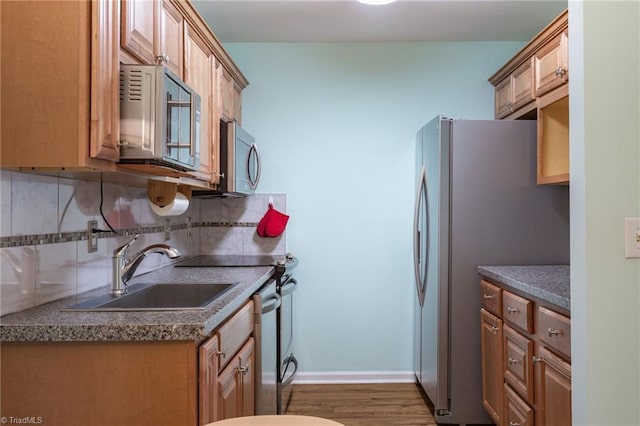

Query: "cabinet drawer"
left=504, top=383, right=534, bottom=426
left=503, top=325, right=534, bottom=405
left=480, top=280, right=502, bottom=315
left=216, top=300, right=254, bottom=369
left=537, top=306, right=571, bottom=358
left=502, top=291, right=533, bottom=333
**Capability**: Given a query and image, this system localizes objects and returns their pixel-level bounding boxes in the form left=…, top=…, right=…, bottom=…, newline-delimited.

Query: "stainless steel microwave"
left=219, top=121, right=261, bottom=195
left=192, top=121, right=261, bottom=198
left=118, top=65, right=200, bottom=171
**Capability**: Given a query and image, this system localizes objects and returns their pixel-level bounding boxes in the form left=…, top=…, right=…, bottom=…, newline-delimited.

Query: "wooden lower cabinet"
left=217, top=338, right=255, bottom=420
left=1, top=300, right=255, bottom=426
left=534, top=346, right=572, bottom=426
left=481, top=308, right=503, bottom=424
left=479, top=279, right=571, bottom=426
left=505, top=383, right=534, bottom=426
left=199, top=299, right=255, bottom=425
left=0, top=341, right=198, bottom=425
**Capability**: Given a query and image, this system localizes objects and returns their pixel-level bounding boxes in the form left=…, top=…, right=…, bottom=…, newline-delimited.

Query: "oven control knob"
left=277, top=259, right=287, bottom=266
left=285, top=252, right=294, bottom=260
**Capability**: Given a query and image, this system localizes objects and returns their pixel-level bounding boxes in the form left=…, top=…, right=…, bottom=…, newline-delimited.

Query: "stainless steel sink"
left=62, top=282, right=237, bottom=311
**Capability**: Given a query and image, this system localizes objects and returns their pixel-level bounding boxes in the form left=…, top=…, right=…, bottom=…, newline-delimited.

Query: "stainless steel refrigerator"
left=413, top=116, right=570, bottom=425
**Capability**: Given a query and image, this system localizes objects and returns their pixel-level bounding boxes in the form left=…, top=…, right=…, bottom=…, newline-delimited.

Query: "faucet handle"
left=113, top=234, right=139, bottom=257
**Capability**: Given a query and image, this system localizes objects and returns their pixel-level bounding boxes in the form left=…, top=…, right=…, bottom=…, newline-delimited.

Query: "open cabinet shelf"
left=537, top=85, right=569, bottom=185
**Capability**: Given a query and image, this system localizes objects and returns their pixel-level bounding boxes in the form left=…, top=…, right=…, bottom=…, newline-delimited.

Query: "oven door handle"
left=261, top=293, right=281, bottom=314
left=280, top=278, right=298, bottom=297
left=281, top=354, right=298, bottom=388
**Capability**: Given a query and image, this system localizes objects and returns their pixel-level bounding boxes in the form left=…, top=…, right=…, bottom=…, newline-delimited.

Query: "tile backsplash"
left=0, top=170, right=286, bottom=315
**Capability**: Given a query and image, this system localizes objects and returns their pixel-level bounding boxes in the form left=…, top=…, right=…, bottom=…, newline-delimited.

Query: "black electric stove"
left=174, top=254, right=285, bottom=267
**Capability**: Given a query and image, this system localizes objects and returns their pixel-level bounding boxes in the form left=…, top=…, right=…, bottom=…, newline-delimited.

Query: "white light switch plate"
left=624, top=217, right=640, bottom=258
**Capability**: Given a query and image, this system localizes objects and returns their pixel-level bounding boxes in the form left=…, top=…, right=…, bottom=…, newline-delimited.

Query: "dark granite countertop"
left=478, top=265, right=570, bottom=312
left=0, top=264, right=275, bottom=342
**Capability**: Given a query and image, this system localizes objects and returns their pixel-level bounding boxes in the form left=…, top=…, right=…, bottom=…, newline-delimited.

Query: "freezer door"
left=417, top=116, right=451, bottom=415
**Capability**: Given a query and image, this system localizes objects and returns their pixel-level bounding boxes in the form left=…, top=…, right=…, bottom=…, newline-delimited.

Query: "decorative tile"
left=200, top=227, right=243, bottom=255
left=0, top=246, right=37, bottom=315
left=35, top=242, right=77, bottom=306
left=58, top=178, right=99, bottom=233
left=12, top=173, right=58, bottom=235
left=77, top=241, right=110, bottom=294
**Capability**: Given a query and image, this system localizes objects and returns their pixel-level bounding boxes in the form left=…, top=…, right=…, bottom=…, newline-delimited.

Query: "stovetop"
left=174, top=254, right=285, bottom=268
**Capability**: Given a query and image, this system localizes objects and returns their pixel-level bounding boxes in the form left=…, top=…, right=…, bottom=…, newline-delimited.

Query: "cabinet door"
left=494, top=76, right=513, bottom=119
left=238, top=338, right=255, bottom=417
left=534, top=346, right=571, bottom=426
left=512, top=58, right=535, bottom=111
left=90, top=0, right=120, bottom=161
left=199, top=334, right=221, bottom=426
left=480, top=309, right=503, bottom=424
left=160, top=0, right=183, bottom=77
left=218, top=357, right=241, bottom=420
left=534, top=31, right=568, bottom=97
left=220, top=66, right=235, bottom=122
left=121, top=0, right=159, bottom=65
left=504, top=325, right=534, bottom=404
left=184, top=23, right=214, bottom=182
left=505, top=383, right=534, bottom=426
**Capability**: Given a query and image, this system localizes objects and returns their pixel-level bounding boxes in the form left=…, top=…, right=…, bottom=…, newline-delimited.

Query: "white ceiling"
left=191, top=0, right=568, bottom=43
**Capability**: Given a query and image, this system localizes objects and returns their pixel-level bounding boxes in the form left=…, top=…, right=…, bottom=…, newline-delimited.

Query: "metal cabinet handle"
left=482, top=294, right=495, bottom=300
left=547, top=328, right=560, bottom=337
left=238, top=365, right=248, bottom=374
left=506, top=101, right=514, bottom=110
left=215, top=349, right=227, bottom=360
left=490, top=325, right=499, bottom=334
left=532, top=356, right=542, bottom=364
left=508, top=357, right=519, bottom=365
left=555, top=67, right=566, bottom=77
left=156, top=54, right=169, bottom=65
left=507, top=306, right=519, bottom=314
left=510, top=422, right=521, bottom=426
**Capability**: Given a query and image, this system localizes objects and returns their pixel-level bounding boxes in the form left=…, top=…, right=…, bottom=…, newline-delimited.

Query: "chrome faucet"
left=111, top=234, right=181, bottom=296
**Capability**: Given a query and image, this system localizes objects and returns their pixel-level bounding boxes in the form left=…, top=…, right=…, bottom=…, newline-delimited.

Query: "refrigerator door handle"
left=413, top=165, right=429, bottom=307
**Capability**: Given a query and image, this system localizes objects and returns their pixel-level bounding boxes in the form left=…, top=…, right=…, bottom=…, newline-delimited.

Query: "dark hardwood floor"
left=284, top=383, right=437, bottom=425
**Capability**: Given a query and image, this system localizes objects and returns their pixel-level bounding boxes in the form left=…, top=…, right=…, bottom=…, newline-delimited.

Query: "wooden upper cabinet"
left=534, top=30, right=568, bottom=97
left=489, top=9, right=568, bottom=120
left=1, top=0, right=119, bottom=170
left=90, top=0, right=121, bottom=162
left=160, top=0, right=184, bottom=77
left=184, top=22, right=215, bottom=183
left=512, top=58, right=535, bottom=112
left=121, top=0, right=159, bottom=65
left=220, top=66, right=243, bottom=124
left=121, top=0, right=183, bottom=76
left=494, top=58, right=535, bottom=119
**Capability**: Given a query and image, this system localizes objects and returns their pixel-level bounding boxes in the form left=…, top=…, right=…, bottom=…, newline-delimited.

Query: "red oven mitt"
left=257, top=204, right=289, bottom=238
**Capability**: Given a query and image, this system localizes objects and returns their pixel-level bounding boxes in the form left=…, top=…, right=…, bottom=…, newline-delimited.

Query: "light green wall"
left=224, top=42, right=524, bottom=374
left=570, top=1, right=640, bottom=424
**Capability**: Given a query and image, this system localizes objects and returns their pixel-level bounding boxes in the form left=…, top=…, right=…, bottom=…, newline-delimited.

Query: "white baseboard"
left=293, top=371, right=415, bottom=384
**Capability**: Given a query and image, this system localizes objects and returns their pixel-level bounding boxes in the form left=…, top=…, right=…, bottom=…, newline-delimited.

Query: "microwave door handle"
left=248, top=143, right=261, bottom=190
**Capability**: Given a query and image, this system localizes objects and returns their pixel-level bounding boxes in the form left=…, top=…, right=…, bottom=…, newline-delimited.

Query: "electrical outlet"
left=87, top=220, right=98, bottom=253
left=624, top=217, right=640, bottom=259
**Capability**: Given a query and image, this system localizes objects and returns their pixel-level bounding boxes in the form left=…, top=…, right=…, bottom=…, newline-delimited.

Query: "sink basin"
left=62, top=282, right=237, bottom=311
